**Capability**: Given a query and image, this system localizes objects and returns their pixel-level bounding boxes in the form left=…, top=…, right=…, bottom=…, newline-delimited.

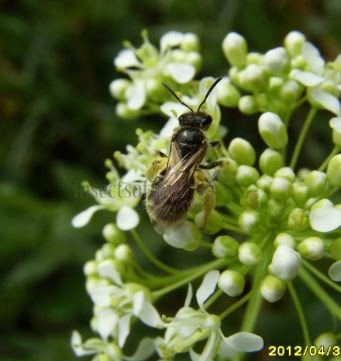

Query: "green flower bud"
left=228, top=138, right=256, bottom=166
left=269, top=244, right=301, bottom=280
left=116, top=102, right=139, bottom=119
left=244, top=185, right=267, bottom=209
left=103, top=223, right=126, bottom=244
left=259, top=148, right=284, bottom=175
left=217, top=78, right=240, bottom=107
left=284, top=31, right=306, bottom=56
left=292, top=182, right=308, bottom=205
left=260, top=275, right=286, bottom=303
left=212, top=235, right=239, bottom=258
left=274, top=167, right=296, bottom=182
left=330, top=237, right=341, bottom=260
left=269, top=77, right=284, bottom=92
left=304, top=170, right=328, bottom=196
left=280, top=80, right=303, bottom=102
left=315, top=333, right=337, bottom=349
left=228, top=66, right=239, bottom=84
left=288, top=208, right=309, bottom=230
left=270, top=176, right=293, bottom=200
left=238, top=241, right=261, bottom=265
left=258, top=112, right=288, bottom=149
left=238, top=210, right=259, bottom=233
left=84, top=260, right=98, bottom=276
left=187, top=51, right=202, bottom=70
left=236, top=165, right=260, bottom=187
left=322, top=80, right=339, bottom=97
left=297, top=236, right=324, bottom=260
left=267, top=199, right=285, bottom=219
left=239, top=64, right=267, bottom=92
left=163, top=221, right=202, bottom=251
left=290, top=54, right=305, bottom=68
left=109, top=79, right=130, bottom=99
left=86, top=277, right=109, bottom=294
left=310, top=198, right=333, bottom=210
left=195, top=209, right=223, bottom=235
left=222, top=32, right=248, bottom=67
left=218, top=158, right=238, bottom=185
left=214, top=182, right=230, bottom=206
left=218, top=270, right=245, bottom=297
left=181, top=33, right=200, bottom=52
left=274, top=233, right=295, bottom=248
left=238, top=95, right=259, bottom=114
left=326, top=154, right=341, bottom=187
left=264, top=47, right=290, bottom=75
left=257, top=174, right=273, bottom=190
left=146, top=79, right=165, bottom=101
left=114, top=244, right=133, bottom=262
left=246, top=52, right=263, bottom=64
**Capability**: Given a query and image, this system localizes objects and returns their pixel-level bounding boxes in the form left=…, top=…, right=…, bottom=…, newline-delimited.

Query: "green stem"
left=130, top=230, right=180, bottom=275
left=302, top=260, right=341, bottom=293
left=288, top=282, right=311, bottom=345
left=299, top=268, right=341, bottom=321
left=318, top=145, right=340, bottom=171
left=219, top=290, right=253, bottom=320
left=204, top=289, right=223, bottom=310
left=290, top=107, right=317, bottom=169
left=152, top=258, right=225, bottom=300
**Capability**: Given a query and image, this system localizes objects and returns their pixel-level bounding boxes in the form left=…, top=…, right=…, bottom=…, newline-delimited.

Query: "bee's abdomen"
left=148, top=175, right=194, bottom=223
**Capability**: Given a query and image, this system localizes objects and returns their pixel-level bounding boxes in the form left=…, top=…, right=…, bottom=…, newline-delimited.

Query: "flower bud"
left=187, top=51, right=202, bottom=70
left=288, top=208, right=309, bottom=230
left=260, top=275, right=286, bottom=303
left=257, top=174, right=273, bottom=190
left=102, top=223, right=126, bottom=244
left=330, top=237, right=341, bottom=260
left=274, top=167, right=296, bottom=182
left=304, top=170, right=328, bottom=196
left=244, top=186, right=267, bottom=209
left=326, top=154, right=341, bottom=188
left=269, top=77, right=284, bottom=92
left=195, top=209, right=223, bottom=234
left=259, top=149, right=284, bottom=175
left=274, top=233, right=295, bottom=248
left=328, top=260, right=341, bottom=281
left=212, top=235, right=239, bottom=258
left=280, top=80, right=303, bottom=102
left=284, top=31, right=306, bottom=56
left=218, top=158, right=238, bottom=186
left=181, top=33, right=200, bottom=52
left=114, top=244, right=133, bottom=262
left=238, top=95, right=258, bottom=114
left=239, top=64, right=267, bottom=92
left=246, top=52, right=263, bottom=64
left=292, top=182, right=308, bottom=205
left=270, top=176, right=293, bottom=200
left=218, top=270, right=245, bottom=297
left=116, top=102, right=138, bottom=119
left=222, top=32, right=248, bottom=67
left=329, top=117, right=341, bottom=146
left=228, top=138, right=256, bottom=166
left=214, top=182, right=230, bottom=206
left=84, top=260, right=98, bottom=276
left=109, top=79, right=130, bottom=99
left=264, top=47, right=289, bottom=74
left=238, top=241, right=261, bottom=265
left=315, top=333, right=337, bottom=349
left=236, top=165, right=259, bottom=187
left=163, top=221, right=202, bottom=251
left=217, top=78, right=241, bottom=107
left=258, top=112, right=288, bottom=149
left=269, top=244, right=301, bottom=280
left=297, top=236, right=324, bottom=260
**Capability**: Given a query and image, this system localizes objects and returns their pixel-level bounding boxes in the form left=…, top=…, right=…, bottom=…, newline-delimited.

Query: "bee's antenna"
left=197, top=77, right=223, bottom=112
left=162, top=83, right=194, bottom=113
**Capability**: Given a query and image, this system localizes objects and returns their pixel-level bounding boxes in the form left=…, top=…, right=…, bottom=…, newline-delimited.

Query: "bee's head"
left=179, top=112, right=212, bottom=130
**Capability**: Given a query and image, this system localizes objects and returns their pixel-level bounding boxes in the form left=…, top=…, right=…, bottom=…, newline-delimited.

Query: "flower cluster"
left=72, top=31, right=341, bottom=361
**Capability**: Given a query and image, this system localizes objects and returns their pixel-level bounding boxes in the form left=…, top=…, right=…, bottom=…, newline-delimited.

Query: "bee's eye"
left=201, top=116, right=212, bottom=129
left=179, top=114, right=185, bottom=125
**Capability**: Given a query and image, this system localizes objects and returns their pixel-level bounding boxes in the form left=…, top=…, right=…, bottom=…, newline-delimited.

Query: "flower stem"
left=152, top=258, right=225, bottom=300
left=219, top=290, right=253, bottom=320
left=290, top=107, right=317, bottom=170
left=318, top=145, right=340, bottom=171
left=130, top=230, right=180, bottom=275
left=299, top=267, right=341, bottom=321
left=288, top=282, right=311, bottom=345
left=302, top=260, right=341, bottom=293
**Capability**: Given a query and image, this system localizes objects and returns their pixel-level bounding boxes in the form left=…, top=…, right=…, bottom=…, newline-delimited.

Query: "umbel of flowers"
left=71, top=31, right=341, bottom=361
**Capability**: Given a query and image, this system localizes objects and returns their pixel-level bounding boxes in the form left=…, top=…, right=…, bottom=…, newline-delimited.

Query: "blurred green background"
left=1, top=1, right=340, bottom=360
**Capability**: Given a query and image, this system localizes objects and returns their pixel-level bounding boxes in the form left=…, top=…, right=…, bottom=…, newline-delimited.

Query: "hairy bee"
left=146, top=77, right=222, bottom=231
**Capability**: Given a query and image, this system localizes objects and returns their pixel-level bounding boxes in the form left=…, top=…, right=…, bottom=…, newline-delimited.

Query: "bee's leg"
left=194, top=169, right=216, bottom=228
left=146, top=157, right=168, bottom=180
left=199, top=161, right=222, bottom=169
left=209, top=141, right=221, bottom=148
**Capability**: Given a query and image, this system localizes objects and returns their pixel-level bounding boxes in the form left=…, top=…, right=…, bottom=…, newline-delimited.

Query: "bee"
left=146, top=77, right=222, bottom=231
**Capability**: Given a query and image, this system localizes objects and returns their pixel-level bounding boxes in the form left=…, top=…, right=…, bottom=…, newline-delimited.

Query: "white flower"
left=309, top=205, right=341, bottom=232
left=72, top=205, right=104, bottom=228
left=116, top=206, right=140, bottom=231
left=71, top=331, right=155, bottom=361
left=269, top=244, right=301, bottom=280
left=160, top=31, right=185, bottom=52
left=166, top=62, right=196, bottom=83
left=114, top=49, right=142, bottom=70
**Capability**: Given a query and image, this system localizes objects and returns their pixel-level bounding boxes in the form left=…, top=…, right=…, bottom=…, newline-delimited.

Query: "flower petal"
left=309, top=206, right=341, bottom=232
left=196, top=270, right=220, bottom=307
left=328, top=261, right=341, bottom=282
left=127, top=80, right=146, bottom=110
left=71, top=205, right=103, bottom=228
left=184, top=284, right=193, bottom=307
left=118, top=313, right=132, bottom=347
left=302, top=42, right=325, bottom=74
left=310, top=88, right=341, bottom=116
left=160, top=31, right=184, bottom=52
left=96, top=308, right=119, bottom=340
left=290, top=70, right=323, bottom=87
left=116, top=206, right=140, bottom=230
left=114, top=49, right=141, bottom=69
left=166, top=63, right=195, bottom=84
left=159, top=117, right=179, bottom=138
left=160, top=101, right=189, bottom=118
left=124, top=337, right=156, bottom=361
left=223, top=332, right=264, bottom=352
left=71, top=331, right=104, bottom=356
left=89, top=285, right=116, bottom=307
left=133, top=291, right=163, bottom=328
left=97, top=260, right=123, bottom=286
left=330, top=117, right=341, bottom=132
